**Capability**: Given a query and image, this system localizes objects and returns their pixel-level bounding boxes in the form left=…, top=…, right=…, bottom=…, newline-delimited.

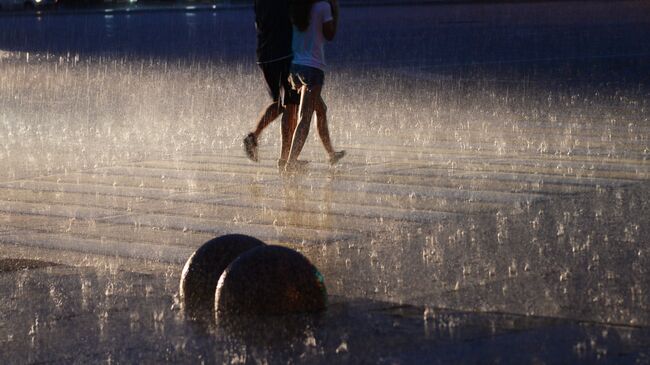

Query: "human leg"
left=279, top=63, right=300, bottom=168
left=278, top=103, right=298, bottom=169
left=285, top=64, right=341, bottom=170
left=314, top=96, right=334, bottom=156
left=286, top=84, right=320, bottom=166
left=252, top=103, right=283, bottom=138
left=314, top=94, right=346, bottom=165
left=244, top=60, right=287, bottom=162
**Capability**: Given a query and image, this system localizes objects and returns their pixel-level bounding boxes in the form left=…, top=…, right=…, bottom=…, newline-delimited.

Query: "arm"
left=323, top=0, right=338, bottom=41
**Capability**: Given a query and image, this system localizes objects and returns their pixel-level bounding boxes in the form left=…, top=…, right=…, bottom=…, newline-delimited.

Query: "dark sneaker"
left=243, top=133, right=258, bottom=162
left=329, top=150, right=346, bottom=165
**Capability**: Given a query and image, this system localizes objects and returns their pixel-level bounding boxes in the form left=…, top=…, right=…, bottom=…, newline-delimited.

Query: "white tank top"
left=291, top=1, right=333, bottom=71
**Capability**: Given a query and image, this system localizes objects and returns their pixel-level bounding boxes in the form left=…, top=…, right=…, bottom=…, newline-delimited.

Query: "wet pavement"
left=1, top=1, right=650, bottom=363
left=2, top=263, right=649, bottom=364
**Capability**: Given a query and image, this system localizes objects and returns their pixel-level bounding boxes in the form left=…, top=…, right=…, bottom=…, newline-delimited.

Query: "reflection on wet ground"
left=1, top=142, right=647, bottom=326
left=1, top=264, right=649, bottom=364
left=1, top=1, right=649, bottom=362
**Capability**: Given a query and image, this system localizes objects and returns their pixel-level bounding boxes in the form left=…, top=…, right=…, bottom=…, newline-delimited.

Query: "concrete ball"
left=215, top=245, right=327, bottom=316
left=180, top=234, right=265, bottom=317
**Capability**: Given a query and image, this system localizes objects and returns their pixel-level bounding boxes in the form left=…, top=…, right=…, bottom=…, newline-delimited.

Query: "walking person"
left=243, top=0, right=299, bottom=168
left=284, top=0, right=345, bottom=171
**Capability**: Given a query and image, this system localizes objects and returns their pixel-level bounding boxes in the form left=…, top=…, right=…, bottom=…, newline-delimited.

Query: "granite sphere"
left=215, top=245, right=327, bottom=316
left=180, top=234, right=265, bottom=317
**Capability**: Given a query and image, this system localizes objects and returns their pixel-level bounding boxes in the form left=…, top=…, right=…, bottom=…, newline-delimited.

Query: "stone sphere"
left=180, top=234, right=265, bottom=317
left=215, top=245, right=327, bottom=316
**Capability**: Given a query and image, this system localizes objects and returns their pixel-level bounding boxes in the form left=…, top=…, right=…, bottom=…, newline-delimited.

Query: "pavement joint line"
left=0, top=179, right=187, bottom=199
left=59, top=167, right=551, bottom=204
left=0, top=217, right=214, bottom=249
left=0, top=196, right=151, bottom=217
left=210, top=188, right=490, bottom=216
left=95, top=162, right=650, bottom=186
left=9, top=192, right=460, bottom=228
left=67, top=167, right=486, bottom=193
left=467, top=304, right=650, bottom=331
left=119, top=163, right=286, bottom=182
left=0, top=181, right=483, bottom=220
left=411, top=272, right=565, bottom=301
left=0, top=153, right=160, bottom=185
left=128, top=205, right=373, bottom=234
left=2, top=211, right=357, bottom=247
left=248, top=124, right=650, bottom=144
left=0, top=200, right=122, bottom=220
left=341, top=146, right=650, bottom=172
left=1, top=154, right=634, bottom=217
left=183, top=148, right=650, bottom=170
left=355, top=168, right=630, bottom=190
left=5, top=172, right=570, bottom=218
left=365, top=157, right=646, bottom=178
left=196, top=195, right=465, bottom=223
left=102, top=214, right=358, bottom=245
left=0, top=232, right=193, bottom=265
left=401, top=166, right=641, bottom=188
left=412, top=302, right=650, bottom=331
left=81, top=160, right=607, bottom=196
left=340, top=139, right=649, bottom=154
left=92, top=212, right=140, bottom=223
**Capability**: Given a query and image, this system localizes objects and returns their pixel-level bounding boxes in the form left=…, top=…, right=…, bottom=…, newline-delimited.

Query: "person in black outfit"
left=243, top=0, right=299, bottom=169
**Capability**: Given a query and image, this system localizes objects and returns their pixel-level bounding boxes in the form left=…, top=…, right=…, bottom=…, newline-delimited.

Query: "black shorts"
left=258, top=57, right=299, bottom=106
left=289, top=64, right=325, bottom=89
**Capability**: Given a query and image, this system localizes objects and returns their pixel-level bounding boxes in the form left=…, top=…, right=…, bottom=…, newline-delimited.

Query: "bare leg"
left=252, top=102, right=283, bottom=138
left=244, top=101, right=282, bottom=162
left=314, top=95, right=335, bottom=156
left=314, top=95, right=346, bottom=165
left=287, top=85, right=320, bottom=165
left=280, top=103, right=298, bottom=162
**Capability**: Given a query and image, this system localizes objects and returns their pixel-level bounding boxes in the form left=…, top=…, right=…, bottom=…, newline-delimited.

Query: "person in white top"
left=285, top=0, right=345, bottom=171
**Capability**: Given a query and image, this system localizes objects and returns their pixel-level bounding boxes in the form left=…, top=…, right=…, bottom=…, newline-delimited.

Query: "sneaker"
left=329, top=150, right=346, bottom=165
left=243, top=133, right=258, bottom=162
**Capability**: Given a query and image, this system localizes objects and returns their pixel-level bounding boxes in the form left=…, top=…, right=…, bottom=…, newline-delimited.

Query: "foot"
left=243, top=133, right=258, bottom=162
left=329, top=150, right=346, bottom=165
left=283, top=159, right=309, bottom=173
left=277, top=159, right=306, bottom=170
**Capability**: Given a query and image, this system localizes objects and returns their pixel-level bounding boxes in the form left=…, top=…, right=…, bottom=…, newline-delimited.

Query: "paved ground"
left=0, top=143, right=648, bottom=363
left=1, top=1, right=649, bottom=363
